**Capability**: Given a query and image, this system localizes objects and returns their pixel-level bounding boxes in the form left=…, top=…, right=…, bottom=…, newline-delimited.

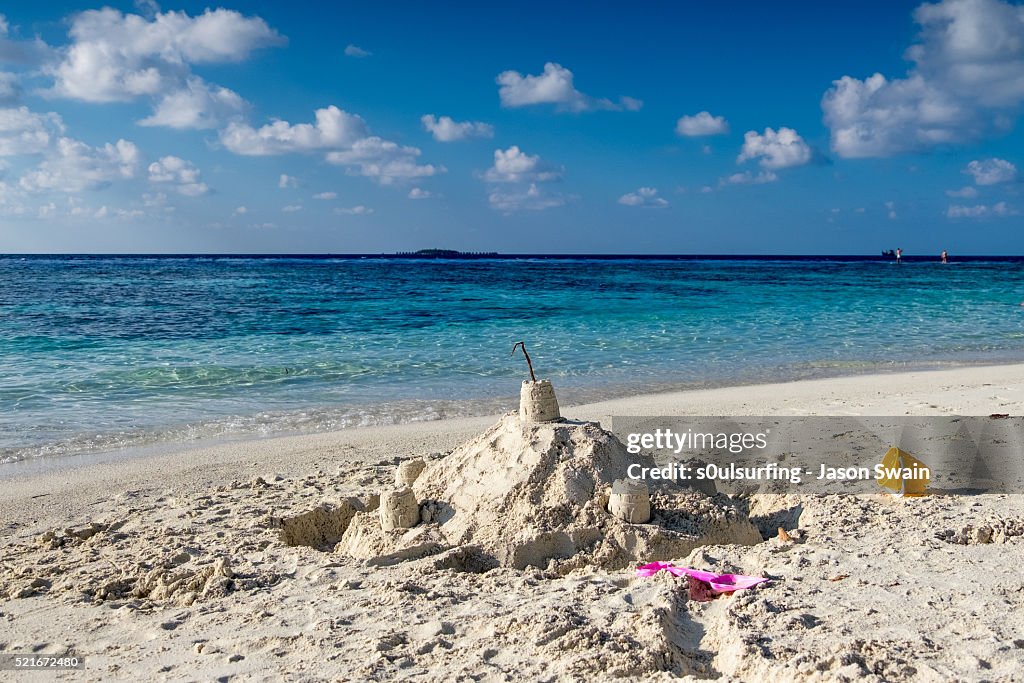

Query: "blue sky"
left=1, top=0, right=1023, bottom=253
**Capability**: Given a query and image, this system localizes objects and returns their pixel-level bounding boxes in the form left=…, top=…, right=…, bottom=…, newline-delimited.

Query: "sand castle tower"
left=514, top=342, right=561, bottom=423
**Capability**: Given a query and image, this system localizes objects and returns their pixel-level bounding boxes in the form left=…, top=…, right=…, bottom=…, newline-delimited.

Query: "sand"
left=2, top=364, right=1024, bottom=681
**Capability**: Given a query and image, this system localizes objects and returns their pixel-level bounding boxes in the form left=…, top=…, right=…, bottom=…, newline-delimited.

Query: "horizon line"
left=0, top=252, right=1018, bottom=260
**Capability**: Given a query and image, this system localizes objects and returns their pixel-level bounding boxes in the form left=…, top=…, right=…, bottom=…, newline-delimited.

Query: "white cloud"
left=484, top=146, right=563, bottom=183
left=312, top=191, right=336, bottom=200
left=482, top=146, right=565, bottom=211
left=488, top=183, right=566, bottom=212
left=946, top=185, right=979, bottom=198
left=0, top=14, right=52, bottom=67
left=233, top=205, right=247, bottom=215
left=46, top=8, right=283, bottom=129
left=325, top=137, right=444, bottom=184
left=885, top=200, right=898, bottom=220
left=496, top=62, right=641, bottom=113
left=335, top=205, right=373, bottom=215
left=282, top=204, right=302, bottom=212
left=675, top=111, right=729, bottom=136
left=736, top=127, right=812, bottom=169
left=947, top=201, right=1015, bottom=217
left=964, top=158, right=1017, bottom=185
left=224, top=105, right=443, bottom=186
left=0, top=106, right=64, bottom=155
left=138, top=77, right=246, bottom=129
left=220, top=105, right=368, bottom=155
left=147, top=155, right=208, bottom=196
left=823, top=0, right=1024, bottom=157
left=344, top=44, right=370, bottom=58
left=618, top=187, right=669, bottom=208
left=19, top=137, right=139, bottom=192
left=719, top=170, right=779, bottom=186
left=408, top=187, right=432, bottom=199
left=278, top=173, right=297, bottom=188
left=142, top=191, right=167, bottom=207
left=421, top=114, right=493, bottom=142
left=0, top=71, right=19, bottom=103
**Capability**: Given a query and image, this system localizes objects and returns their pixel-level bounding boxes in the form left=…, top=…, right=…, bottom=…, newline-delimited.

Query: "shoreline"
left=5, top=354, right=1021, bottom=470
left=4, top=361, right=1023, bottom=519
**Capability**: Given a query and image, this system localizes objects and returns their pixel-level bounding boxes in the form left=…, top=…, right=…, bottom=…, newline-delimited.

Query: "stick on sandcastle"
left=512, top=341, right=561, bottom=423
left=287, top=343, right=762, bottom=571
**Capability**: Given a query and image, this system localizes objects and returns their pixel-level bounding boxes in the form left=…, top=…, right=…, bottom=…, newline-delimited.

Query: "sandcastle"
left=323, top=347, right=762, bottom=570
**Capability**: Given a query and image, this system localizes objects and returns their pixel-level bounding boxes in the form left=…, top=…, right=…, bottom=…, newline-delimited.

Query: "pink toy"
left=636, top=561, right=769, bottom=601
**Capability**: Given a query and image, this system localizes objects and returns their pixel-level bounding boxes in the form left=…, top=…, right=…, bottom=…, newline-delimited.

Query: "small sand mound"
left=343, top=412, right=763, bottom=571
left=274, top=498, right=366, bottom=550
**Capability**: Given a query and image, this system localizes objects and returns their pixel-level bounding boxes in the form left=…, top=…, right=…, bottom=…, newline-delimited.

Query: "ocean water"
left=3, top=255, right=1024, bottom=463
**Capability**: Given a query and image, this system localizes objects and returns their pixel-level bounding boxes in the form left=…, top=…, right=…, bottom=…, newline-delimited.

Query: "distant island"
left=392, top=249, right=500, bottom=259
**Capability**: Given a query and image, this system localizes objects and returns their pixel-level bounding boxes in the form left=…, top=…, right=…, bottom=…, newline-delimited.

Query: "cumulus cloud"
left=335, top=205, right=373, bottom=215
left=220, top=105, right=368, bottom=155
left=964, top=158, right=1017, bottom=185
left=0, top=107, right=64, bottom=156
left=282, top=204, right=302, bottom=212
left=408, top=187, right=432, bottom=199
left=278, top=173, right=297, bottom=188
left=488, top=183, right=566, bottom=212
left=147, top=155, right=208, bottom=196
left=325, top=137, right=444, bottom=184
left=0, top=72, right=20, bottom=104
left=19, top=137, right=139, bottom=192
left=946, top=185, right=979, bottom=198
left=618, top=187, right=669, bottom=208
left=138, top=77, right=246, bottom=129
left=482, top=145, right=566, bottom=211
left=736, top=127, right=812, bottom=169
left=224, top=105, right=443, bottom=185
left=719, top=170, right=779, bottom=186
left=0, top=14, right=52, bottom=67
left=483, top=146, right=563, bottom=183
left=312, top=191, right=336, bottom=200
left=675, top=111, right=729, bottom=136
left=496, top=62, right=641, bottom=113
left=344, top=44, right=370, bottom=58
left=947, top=201, right=1015, bottom=217
left=46, top=7, right=282, bottom=128
left=421, top=114, right=493, bottom=142
left=823, top=0, right=1024, bottom=157
left=885, top=200, right=898, bottom=220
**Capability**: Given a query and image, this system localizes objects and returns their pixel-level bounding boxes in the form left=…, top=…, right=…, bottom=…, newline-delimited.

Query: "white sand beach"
left=2, top=364, right=1024, bottom=681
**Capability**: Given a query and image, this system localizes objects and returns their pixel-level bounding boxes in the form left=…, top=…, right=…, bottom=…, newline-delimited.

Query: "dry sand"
left=2, top=364, right=1024, bottom=681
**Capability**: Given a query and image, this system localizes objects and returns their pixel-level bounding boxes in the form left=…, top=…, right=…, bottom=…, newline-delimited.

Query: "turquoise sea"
left=3, top=255, right=1024, bottom=463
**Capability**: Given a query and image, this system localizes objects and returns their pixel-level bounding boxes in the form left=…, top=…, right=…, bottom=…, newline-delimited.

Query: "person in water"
left=896, top=247, right=902, bottom=264
left=941, top=250, right=948, bottom=264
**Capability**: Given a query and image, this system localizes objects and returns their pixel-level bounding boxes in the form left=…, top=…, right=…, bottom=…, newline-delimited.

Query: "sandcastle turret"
left=379, top=488, right=419, bottom=530
left=608, top=479, right=651, bottom=524
left=395, top=458, right=426, bottom=488
left=520, top=380, right=561, bottom=422
left=513, top=342, right=561, bottom=423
